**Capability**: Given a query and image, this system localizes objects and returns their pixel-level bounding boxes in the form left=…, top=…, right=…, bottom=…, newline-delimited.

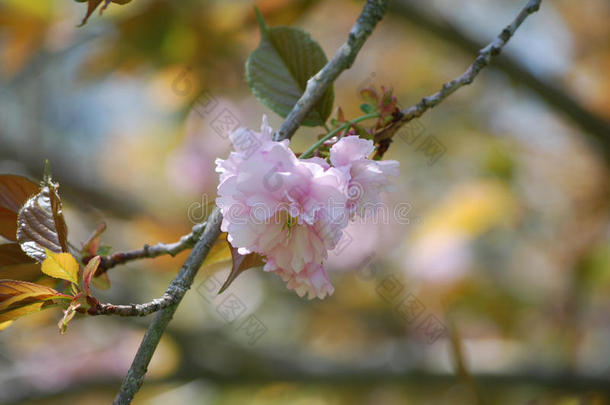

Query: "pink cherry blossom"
left=330, top=135, right=400, bottom=217
left=215, top=120, right=399, bottom=299
left=215, top=116, right=348, bottom=299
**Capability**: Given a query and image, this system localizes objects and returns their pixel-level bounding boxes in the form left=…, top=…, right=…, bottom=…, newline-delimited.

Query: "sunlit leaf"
left=41, top=250, right=79, bottom=284
left=0, top=302, right=46, bottom=323
left=0, top=175, right=39, bottom=241
left=0, top=280, right=69, bottom=320
left=17, top=172, right=69, bottom=262
left=218, top=244, right=264, bottom=294
left=0, top=320, right=13, bottom=330
left=201, top=233, right=231, bottom=268
left=245, top=8, right=333, bottom=126
left=0, top=243, right=36, bottom=267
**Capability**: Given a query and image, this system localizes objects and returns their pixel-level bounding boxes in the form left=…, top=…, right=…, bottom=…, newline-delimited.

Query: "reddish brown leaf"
left=81, top=222, right=107, bottom=257
left=0, top=279, right=64, bottom=303
left=0, top=263, right=42, bottom=283
left=17, top=176, right=69, bottom=262
left=0, top=175, right=40, bottom=241
left=0, top=243, right=35, bottom=267
left=0, top=243, right=42, bottom=282
left=218, top=245, right=265, bottom=294
left=83, top=255, right=101, bottom=296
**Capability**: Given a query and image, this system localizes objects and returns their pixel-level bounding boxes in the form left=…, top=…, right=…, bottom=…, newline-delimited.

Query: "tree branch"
left=90, top=221, right=208, bottom=275
left=91, top=294, right=177, bottom=317
left=401, top=0, right=542, bottom=121
left=375, top=0, right=545, bottom=158
left=111, top=208, right=223, bottom=404
left=274, top=0, right=389, bottom=141
left=389, top=0, right=610, bottom=151
left=112, top=2, right=390, bottom=403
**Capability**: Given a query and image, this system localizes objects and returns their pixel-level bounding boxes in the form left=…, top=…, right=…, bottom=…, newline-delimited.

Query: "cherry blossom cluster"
left=215, top=116, right=399, bottom=299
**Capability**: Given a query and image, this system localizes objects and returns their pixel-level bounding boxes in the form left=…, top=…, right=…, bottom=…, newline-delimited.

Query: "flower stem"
left=300, top=112, right=379, bottom=159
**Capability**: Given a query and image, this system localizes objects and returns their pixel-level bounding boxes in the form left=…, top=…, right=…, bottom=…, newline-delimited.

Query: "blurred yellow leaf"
left=0, top=320, right=12, bottom=330
left=201, top=233, right=232, bottom=267
left=0, top=279, right=68, bottom=323
left=0, top=302, right=44, bottom=323
left=0, top=279, right=66, bottom=310
left=41, top=250, right=79, bottom=284
left=417, top=179, right=516, bottom=239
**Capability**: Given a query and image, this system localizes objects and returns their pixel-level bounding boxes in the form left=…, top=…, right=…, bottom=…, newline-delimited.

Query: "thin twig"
left=112, top=2, right=391, bottom=403
left=300, top=112, right=379, bottom=158
left=390, top=0, right=610, bottom=148
left=274, top=0, right=389, bottom=141
left=375, top=0, right=543, bottom=156
left=91, top=221, right=207, bottom=275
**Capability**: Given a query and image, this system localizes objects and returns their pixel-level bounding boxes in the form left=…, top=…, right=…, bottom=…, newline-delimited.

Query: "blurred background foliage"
left=0, top=0, right=609, bottom=404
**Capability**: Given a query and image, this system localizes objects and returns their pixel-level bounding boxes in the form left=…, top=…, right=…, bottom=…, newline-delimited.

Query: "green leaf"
left=360, top=103, right=374, bottom=114
left=246, top=9, right=333, bottom=127
left=81, top=222, right=107, bottom=257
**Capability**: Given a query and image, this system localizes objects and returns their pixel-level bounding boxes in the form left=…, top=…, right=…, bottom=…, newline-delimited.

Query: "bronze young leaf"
left=0, top=175, right=39, bottom=241
left=17, top=175, right=69, bottom=262
left=0, top=243, right=42, bottom=282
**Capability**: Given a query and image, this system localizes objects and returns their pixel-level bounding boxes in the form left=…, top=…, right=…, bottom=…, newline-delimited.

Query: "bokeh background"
left=1, top=0, right=609, bottom=404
